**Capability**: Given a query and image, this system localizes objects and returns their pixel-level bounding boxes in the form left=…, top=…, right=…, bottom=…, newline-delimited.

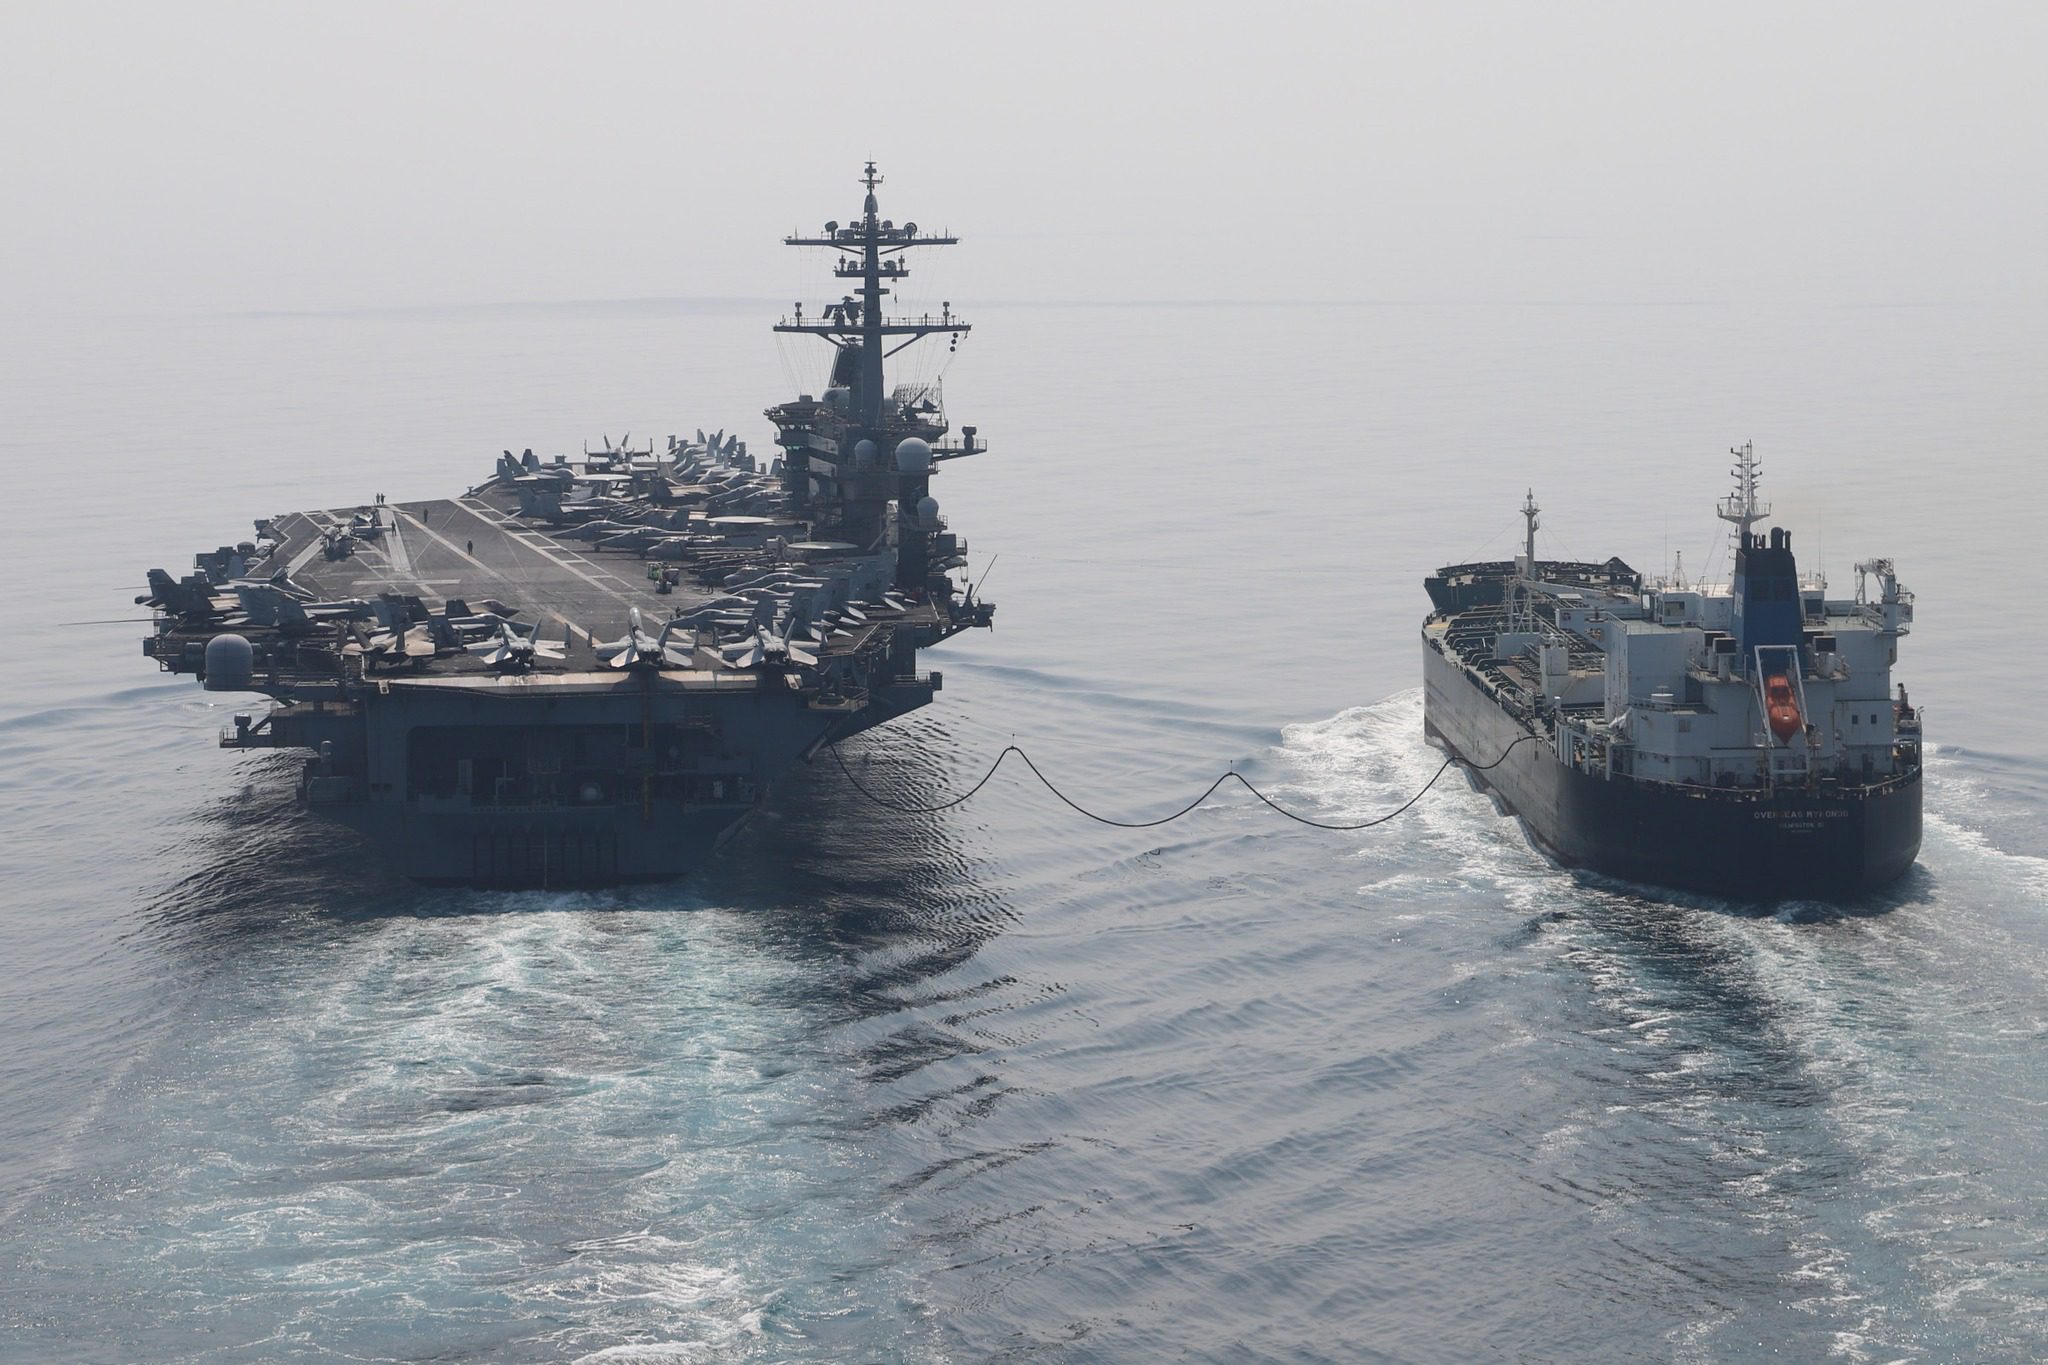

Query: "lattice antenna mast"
left=1716, top=441, right=1771, bottom=545
left=774, top=162, right=971, bottom=429
left=1514, top=488, right=1542, bottom=631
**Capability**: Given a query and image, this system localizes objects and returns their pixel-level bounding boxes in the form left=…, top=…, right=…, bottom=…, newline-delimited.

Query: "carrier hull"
left=315, top=800, right=755, bottom=888
left=272, top=671, right=933, bottom=888
left=1423, top=641, right=1921, bottom=900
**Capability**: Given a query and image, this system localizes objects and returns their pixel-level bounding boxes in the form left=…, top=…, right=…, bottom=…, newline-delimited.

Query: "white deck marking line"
left=324, top=519, right=456, bottom=600
left=542, top=614, right=598, bottom=647
left=284, top=512, right=341, bottom=577
left=540, top=548, right=634, bottom=585
left=458, top=497, right=520, bottom=526
left=458, top=499, right=640, bottom=586
left=395, top=504, right=639, bottom=611
left=383, top=513, right=417, bottom=579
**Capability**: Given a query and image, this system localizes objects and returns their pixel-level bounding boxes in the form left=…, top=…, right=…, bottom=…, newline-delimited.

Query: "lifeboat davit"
left=1765, top=672, right=1803, bottom=744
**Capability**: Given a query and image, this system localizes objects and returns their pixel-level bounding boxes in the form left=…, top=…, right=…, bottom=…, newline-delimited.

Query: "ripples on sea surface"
left=2, top=300, right=2046, bottom=1361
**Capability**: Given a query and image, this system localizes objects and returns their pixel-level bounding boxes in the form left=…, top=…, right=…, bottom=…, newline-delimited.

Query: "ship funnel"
left=1732, top=526, right=1801, bottom=657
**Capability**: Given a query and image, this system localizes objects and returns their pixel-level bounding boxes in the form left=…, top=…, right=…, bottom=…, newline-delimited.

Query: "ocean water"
left=3, top=297, right=2046, bottom=1362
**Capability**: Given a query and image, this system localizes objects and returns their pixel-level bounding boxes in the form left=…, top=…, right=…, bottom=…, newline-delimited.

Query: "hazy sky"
left=5, top=2, right=2043, bottom=313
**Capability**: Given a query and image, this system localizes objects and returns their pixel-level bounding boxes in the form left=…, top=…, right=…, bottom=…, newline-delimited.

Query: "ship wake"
left=1265, top=687, right=1562, bottom=901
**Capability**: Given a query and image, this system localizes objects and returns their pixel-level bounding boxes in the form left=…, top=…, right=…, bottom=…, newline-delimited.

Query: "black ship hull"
left=1422, top=641, right=1922, bottom=901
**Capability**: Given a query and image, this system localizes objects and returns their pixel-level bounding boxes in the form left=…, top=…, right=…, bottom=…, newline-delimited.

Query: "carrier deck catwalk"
left=141, top=165, right=994, bottom=886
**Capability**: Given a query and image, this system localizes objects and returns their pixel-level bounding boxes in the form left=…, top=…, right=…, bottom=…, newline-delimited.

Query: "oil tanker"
left=1422, top=444, right=1921, bottom=900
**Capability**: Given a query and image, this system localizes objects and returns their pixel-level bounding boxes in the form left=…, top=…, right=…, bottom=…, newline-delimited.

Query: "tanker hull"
left=1424, top=641, right=1922, bottom=901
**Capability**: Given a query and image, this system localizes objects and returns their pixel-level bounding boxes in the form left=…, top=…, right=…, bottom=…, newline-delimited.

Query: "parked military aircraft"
left=719, top=622, right=817, bottom=671
left=466, top=621, right=567, bottom=673
left=594, top=607, right=696, bottom=670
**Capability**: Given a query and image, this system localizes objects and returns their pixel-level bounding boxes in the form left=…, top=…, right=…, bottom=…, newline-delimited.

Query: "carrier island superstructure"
left=140, top=166, right=995, bottom=886
left=1423, top=444, right=1921, bottom=899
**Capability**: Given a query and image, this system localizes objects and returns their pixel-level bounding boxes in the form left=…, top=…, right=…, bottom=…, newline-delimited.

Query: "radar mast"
left=766, top=167, right=991, bottom=599
left=1514, top=488, right=1542, bottom=632
left=1717, top=441, right=1771, bottom=545
left=775, top=162, right=971, bottom=429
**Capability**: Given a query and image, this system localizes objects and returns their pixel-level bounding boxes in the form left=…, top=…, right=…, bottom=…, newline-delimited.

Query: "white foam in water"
left=3, top=904, right=931, bottom=1360
left=1261, top=690, right=2048, bottom=1357
left=1922, top=751, right=2048, bottom=906
left=1274, top=691, right=1544, bottom=882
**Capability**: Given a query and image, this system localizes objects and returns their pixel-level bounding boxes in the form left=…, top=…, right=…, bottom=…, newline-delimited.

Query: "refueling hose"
left=827, top=734, right=1540, bottom=831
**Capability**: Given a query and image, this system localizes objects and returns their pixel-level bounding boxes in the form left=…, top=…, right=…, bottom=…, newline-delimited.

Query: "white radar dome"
left=894, top=437, right=933, bottom=473
left=201, top=633, right=254, bottom=692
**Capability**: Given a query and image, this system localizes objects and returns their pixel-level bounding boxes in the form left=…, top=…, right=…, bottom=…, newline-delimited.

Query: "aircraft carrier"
left=140, top=165, right=994, bottom=887
left=1422, top=444, right=1922, bottom=900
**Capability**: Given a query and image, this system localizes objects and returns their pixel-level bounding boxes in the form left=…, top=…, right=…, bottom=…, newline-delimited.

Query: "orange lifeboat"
left=1765, top=673, right=1803, bottom=744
